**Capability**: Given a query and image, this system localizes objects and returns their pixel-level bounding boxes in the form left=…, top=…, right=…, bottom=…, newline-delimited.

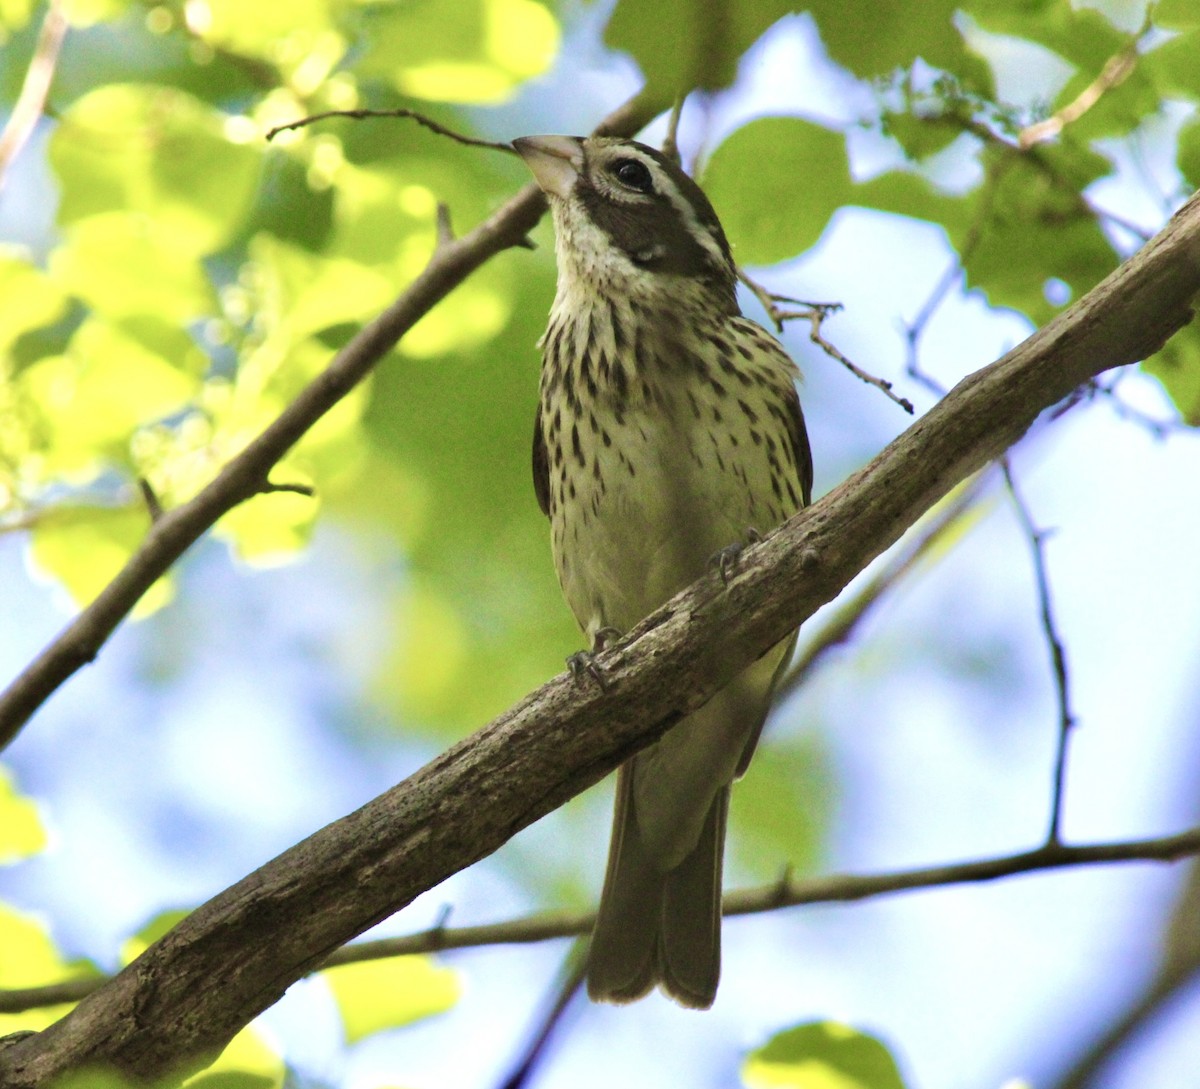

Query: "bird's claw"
left=710, top=528, right=763, bottom=584
left=568, top=650, right=609, bottom=692
left=566, top=627, right=622, bottom=692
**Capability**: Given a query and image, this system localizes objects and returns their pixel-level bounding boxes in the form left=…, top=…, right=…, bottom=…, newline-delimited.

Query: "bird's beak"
left=512, top=135, right=584, bottom=200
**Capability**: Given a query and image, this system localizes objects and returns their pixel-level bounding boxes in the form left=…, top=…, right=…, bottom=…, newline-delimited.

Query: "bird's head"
left=513, top=134, right=738, bottom=313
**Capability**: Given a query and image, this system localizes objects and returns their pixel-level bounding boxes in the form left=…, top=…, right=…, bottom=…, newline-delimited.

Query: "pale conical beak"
left=512, top=135, right=585, bottom=200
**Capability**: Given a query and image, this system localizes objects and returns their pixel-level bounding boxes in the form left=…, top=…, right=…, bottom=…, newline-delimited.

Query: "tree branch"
left=0, top=89, right=665, bottom=754
left=1, top=173, right=1198, bottom=1085
left=4, top=825, right=1200, bottom=1018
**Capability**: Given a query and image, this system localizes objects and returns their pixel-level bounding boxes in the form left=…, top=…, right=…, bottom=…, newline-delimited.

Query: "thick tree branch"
left=0, top=90, right=664, bottom=753
left=1, top=178, right=1198, bottom=1086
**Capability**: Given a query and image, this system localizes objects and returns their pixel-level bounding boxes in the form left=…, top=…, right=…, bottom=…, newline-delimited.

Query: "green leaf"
left=810, top=0, right=990, bottom=88
left=361, top=0, right=559, bottom=104
left=606, top=0, right=793, bottom=95
left=968, top=1, right=1126, bottom=73
left=1144, top=324, right=1200, bottom=426
left=30, top=506, right=172, bottom=614
left=0, top=0, right=37, bottom=31
left=189, top=0, right=341, bottom=61
left=961, top=146, right=1115, bottom=323
left=0, top=252, right=68, bottom=352
left=1156, top=0, right=1200, bottom=28
left=23, top=315, right=200, bottom=476
left=1178, top=115, right=1200, bottom=190
left=50, top=212, right=217, bottom=322
left=50, top=83, right=262, bottom=257
left=702, top=118, right=852, bottom=266
left=743, top=1022, right=909, bottom=1089
left=182, top=1026, right=284, bottom=1089
left=0, top=766, right=46, bottom=863
left=1143, top=29, right=1200, bottom=99
left=0, top=902, right=80, bottom=1036
left=732, top=739, right=832, bottom=879
left=851, top=171, right=971, bottom=233
left=324, top=955, right=460, bottom=1044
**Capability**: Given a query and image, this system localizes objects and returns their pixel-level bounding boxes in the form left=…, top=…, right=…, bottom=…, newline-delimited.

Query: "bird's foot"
left=566, top=627, right=623, bottom=692
left=710, top=528, right=763, bottom=584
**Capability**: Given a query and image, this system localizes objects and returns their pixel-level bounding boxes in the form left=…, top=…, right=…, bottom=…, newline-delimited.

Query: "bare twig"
left=137, top=479, right=164, bottom=523
left=5, top=824, right=1200, bottom=1016
left=0, top=90, right=664, bottom=753
left=660, top=95, right=685, bottom=165
left=1001, top=459, right=1075, bottom=846
left=1017, top=10, right=1152, bottom=149
left=1094, top=374, right=1185, bottom=438
left=903, top=161, right=1008, bottom=398
left=0, top=0, right=67, bottom=190
left=739, top=273, right=914, bottom=413
left=258, top=480, right=316, bottom=498
left=436, top=201, right=456, bottom=247
left=265, top=107, right=518, bottom=153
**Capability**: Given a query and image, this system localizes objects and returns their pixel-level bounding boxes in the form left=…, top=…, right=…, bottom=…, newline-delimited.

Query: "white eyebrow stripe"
left=650, top=162, right=729, bottom=272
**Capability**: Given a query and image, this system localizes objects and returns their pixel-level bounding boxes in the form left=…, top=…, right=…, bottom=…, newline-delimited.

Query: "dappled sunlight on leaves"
left=50, top=84, right=262, bottom=257
left=0, top=904, right=86, bottom=1036
left=323, top=955, right=460, bottom=1044
left=743, top=1022, right=909, bottom=1089
left=0, top=766, right=46, bottom=863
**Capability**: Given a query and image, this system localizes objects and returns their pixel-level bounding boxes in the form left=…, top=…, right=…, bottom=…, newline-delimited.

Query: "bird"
left=513, top=133, right=813, bottom=1009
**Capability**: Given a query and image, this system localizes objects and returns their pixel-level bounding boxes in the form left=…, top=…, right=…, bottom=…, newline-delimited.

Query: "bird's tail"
left=587, top=765, right=728, bottom=1010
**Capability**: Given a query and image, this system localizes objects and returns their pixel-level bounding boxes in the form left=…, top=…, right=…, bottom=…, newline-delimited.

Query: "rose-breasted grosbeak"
left=515, top=133, right=812, bottom=1009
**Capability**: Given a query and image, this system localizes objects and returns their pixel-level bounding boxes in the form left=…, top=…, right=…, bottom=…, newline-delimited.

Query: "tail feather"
left=587, top=766, right=727, bottom=1009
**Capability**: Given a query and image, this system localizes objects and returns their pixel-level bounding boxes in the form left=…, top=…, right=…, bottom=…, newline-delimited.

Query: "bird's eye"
left=613, top=159, right=653, bottom=193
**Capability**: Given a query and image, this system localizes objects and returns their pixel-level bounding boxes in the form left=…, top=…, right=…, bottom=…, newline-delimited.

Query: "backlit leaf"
left=0, top=253, right=68, bottom=351
left=606, top=0, right=794, bottom=95
left=361, top=0, right=558, bottom=104
left=324, top=955, right=460, bottom=1044
left=0, top=903, right=85, bottom=1036
left=50, top=83, right=262, bottom=257
left=0, top=766, right=46, bottom=863
left=703, top=118, right=852, bottom=266
left=743, top=1022, right=909, bottom=1089
left=1144, top=325, right=1200, bottom=426
left=50, top=212, right=216, bottom=322
left=30, top=505, right=172, bottom=614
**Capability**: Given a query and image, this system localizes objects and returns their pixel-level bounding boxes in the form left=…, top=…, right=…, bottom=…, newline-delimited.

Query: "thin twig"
left=0, top=0, right=67, bottom=190
left=740, top=274, right=914, bottom=413
left=265, top=108, right=518, bottom=153
left=259, top=480, right=316, bottom=498
left=1017, top=10, right=1152, bottom=149
left=436, top=201, right=456, bottom=247
left=1001, top=459, right=1075, bottom=846
left=1094, top=374, right=1185, bottom=438
left=4, top=824, right=1200, bottom=1016
left=495, top=947, right=587, bottom=1089
left=660, top=95, right=685, bottom=166
left=903, top=161, right=1008, bottom=398
left=137, top=479, right=165, bottom=523
left=774, top=474, right=988, bottom=700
